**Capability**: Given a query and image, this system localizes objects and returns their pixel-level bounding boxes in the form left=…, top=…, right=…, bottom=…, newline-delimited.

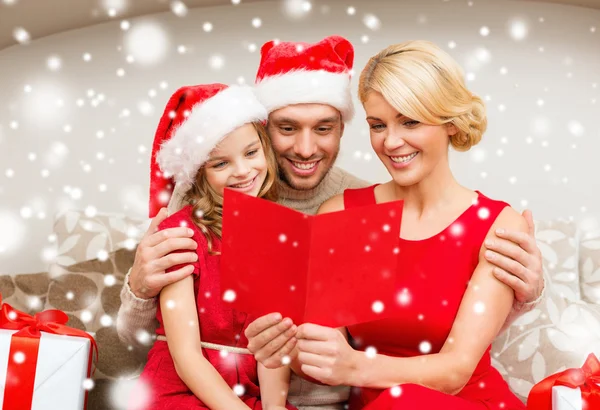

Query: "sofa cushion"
left=579, top=232, right=600, bottom=304
left=534, top=219, right=580, bottom=302
left=51, top=209, right=144, bottom=268
left=491, top=219, right=595, bottom=401
left=0, top=272, right=49, bottom=314
left=44, top=248, right=145, bottom=383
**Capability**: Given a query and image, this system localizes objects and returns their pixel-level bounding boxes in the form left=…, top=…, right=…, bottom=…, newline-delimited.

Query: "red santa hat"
left=149, top=83, right=268, bottom=218
left=254, top=35, right=355, bottom=121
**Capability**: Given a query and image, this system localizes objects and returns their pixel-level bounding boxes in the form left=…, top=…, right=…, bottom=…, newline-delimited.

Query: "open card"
left=220, top=189, right=403, bottom=328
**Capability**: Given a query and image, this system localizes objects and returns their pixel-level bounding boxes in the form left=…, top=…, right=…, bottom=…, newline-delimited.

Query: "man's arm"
left=116, top=208, right=198, bottom=349
left=484, top=209, right=545, bottom=334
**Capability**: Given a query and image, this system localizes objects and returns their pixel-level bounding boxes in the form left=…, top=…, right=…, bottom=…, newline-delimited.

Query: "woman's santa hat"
left=254, top=35, right=355, bottom=121
left=149, top=83, right=267, bottom=217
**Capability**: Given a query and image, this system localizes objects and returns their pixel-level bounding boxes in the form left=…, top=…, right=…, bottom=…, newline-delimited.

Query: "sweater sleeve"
left=116, top=268, right=159, bottom=352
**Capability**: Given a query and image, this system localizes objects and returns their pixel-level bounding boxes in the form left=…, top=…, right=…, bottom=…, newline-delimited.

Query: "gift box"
left=528, top=353, right=600, bottom=410
left=0, top=294, right=97, bottom=410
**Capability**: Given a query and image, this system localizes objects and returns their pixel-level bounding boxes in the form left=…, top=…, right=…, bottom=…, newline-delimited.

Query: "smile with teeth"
left=390, top=152, right=418, bottom=163
left=230, top=176, right=256, bottom=188
left=292, top=161, right=318, bottom=170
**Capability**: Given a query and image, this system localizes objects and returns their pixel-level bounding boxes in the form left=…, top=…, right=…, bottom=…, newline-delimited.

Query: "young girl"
left=136, top=84, right=296, bottom=410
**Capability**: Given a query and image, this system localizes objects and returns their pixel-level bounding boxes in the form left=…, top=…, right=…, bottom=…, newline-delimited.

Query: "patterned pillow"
left=491, top=219, right=597, bottom=401
left=534, top=219, right=580, bottom=302
left=0, top=272, right=49, bottom=314
left=492, top=297, right=600, bottom=401
left=51, top=209, right=145, bottom=268
left=44, top=248, right=145, bottom=383
left=579, top=232, right=600, bottom=304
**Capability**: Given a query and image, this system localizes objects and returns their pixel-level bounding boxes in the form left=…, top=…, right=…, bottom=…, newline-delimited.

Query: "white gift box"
left=0, top=329, right=93, bottom=410
left=552, top=385, right=583, bottom=410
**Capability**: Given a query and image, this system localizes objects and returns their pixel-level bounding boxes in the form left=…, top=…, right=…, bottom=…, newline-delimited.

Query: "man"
left=117, top=36, right=544, bottom=409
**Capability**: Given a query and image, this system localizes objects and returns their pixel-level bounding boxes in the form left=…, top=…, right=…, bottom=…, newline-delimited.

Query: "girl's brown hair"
left=183, top=122, right=278, bottom=254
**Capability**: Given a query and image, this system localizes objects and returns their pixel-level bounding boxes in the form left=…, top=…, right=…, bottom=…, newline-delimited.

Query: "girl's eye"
left=213, top=161, right=227, bottom=169
left=317, top=127, right=332, bottom=133
left=246, top=149, right=258, bottom=157
left=370, top=124, right=386, bottom=130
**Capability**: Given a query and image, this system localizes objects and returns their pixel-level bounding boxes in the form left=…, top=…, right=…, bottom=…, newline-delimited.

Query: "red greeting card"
left=220, top=189, right=403, bottom=328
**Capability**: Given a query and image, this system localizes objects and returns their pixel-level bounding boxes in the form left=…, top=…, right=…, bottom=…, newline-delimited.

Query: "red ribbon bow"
left=0, top=294, right=98, bottom=410
left=527, top=353, right=600, bottom=409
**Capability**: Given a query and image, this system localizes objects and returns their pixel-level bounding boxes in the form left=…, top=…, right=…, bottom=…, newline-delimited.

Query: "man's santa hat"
left=254, top=35, right=355, bottom=121
left=149, top=83, right=267, bottom=217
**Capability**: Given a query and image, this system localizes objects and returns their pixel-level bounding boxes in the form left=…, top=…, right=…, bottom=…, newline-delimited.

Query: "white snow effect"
left=203, top=22, right=213, bottom=32
left=282, top=0, right=312, bottom=19
left=82, top=378, right=95, bottom=391
left=567, top=120, right=585, bottom=137
left=136, top=330, right=151, bottom=345
left=0, top=211, right=26, bottom=255
left=477, top=207, right=490, bottom=220
left=124, top=22, right=170, bottom=65
left=480, top=26, right=490, bottom=36
left=372, top=300, right=384, bottom=313
left=209, top=55, right=225, bottom=70
left=252, top=18, right=262, bottom=28
left=531, top=116, right=551, bottom=136
left=104, top=274, right=116, bottom=286
left=233, top=384, right=246, bottom=396
left=80, top=310, right=93, bottom=323
left=390, top=385, right=402, bottom=397
left=470, top=147, right=486, bottom=163
left=170, top=1, right=188, bottom=17
left=120, top=20, right=130, bottom=30
left=223, top=290, right=236, bottom=302
left=474, top=301, right=486, bottom=314
left=347, top=6, right=356, bottom=15
left=365, top=346, right=377, bottom=358
left=397, top=288, right=412, bottom=306
left=282, top=355, right=291, bottom=365
left=279, top=233, right=287, bottom=243
left=47, top=55, right=62, bottom=71
left=13, top=27, right=30, bottom=44
left=449, top=223, right=464, bottom=237
left=363, top=14, right=381, bottom=30
left=110, top=377, right=151, bottom=410
left=13, top=352, right=25, bottom=364
left=508, top=18, right=528, bottom=41
left=100, top=314, right=113, bottom=327
left=137, top=100, right=155, bottom=116
left=419, top=341, right=432, bottom=354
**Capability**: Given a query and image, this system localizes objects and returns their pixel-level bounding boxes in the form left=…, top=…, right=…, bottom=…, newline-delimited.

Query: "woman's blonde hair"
left=358, top=40, right=486, bottom=151
left=183, top=122, right=278, bottom=254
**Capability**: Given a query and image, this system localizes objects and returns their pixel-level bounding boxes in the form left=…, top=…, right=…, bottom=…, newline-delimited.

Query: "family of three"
left=117, top=35, right=545, bottom=409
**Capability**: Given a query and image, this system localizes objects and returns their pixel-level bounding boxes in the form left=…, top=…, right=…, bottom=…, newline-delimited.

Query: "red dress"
left=344, top=186, right=526, bottom=410
left=136, top=206, right=297, bottom=410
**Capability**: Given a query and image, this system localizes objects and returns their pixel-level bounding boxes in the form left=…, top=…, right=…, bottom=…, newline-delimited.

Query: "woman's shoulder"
left=476, top=192, right=528, bottom=234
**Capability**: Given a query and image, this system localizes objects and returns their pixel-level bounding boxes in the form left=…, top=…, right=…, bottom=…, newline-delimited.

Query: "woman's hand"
left=295, top=324, right=359, bottom=386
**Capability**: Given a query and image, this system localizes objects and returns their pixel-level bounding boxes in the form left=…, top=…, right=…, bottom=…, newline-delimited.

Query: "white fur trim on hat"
left=156, top=85, right=267, bottom=189
left=255, top=70, right=354, bottom=121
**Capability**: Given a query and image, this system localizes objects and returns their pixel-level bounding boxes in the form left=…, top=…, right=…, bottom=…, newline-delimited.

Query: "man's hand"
left=245, top=313, right=298, bottom=369
left=295, top=324, right=357, bottom=386
left=129, top=208, right=198, bottom=299
left=485, top=209, right=544, bottom=304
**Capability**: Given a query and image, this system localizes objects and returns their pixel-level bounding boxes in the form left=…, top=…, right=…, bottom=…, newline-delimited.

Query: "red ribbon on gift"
left=0, top=294, right=98, bottom=410
left=527, top=353, right=600, bottom=410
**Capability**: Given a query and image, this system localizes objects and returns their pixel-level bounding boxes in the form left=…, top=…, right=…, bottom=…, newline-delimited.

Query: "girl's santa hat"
left=254, top=35, right=355, bottom=121
left=149, top=83, right=267, bottom=217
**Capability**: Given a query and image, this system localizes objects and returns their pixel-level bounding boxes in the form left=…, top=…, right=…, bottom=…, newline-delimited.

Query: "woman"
left=292, top=40, right=527, bottom=409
